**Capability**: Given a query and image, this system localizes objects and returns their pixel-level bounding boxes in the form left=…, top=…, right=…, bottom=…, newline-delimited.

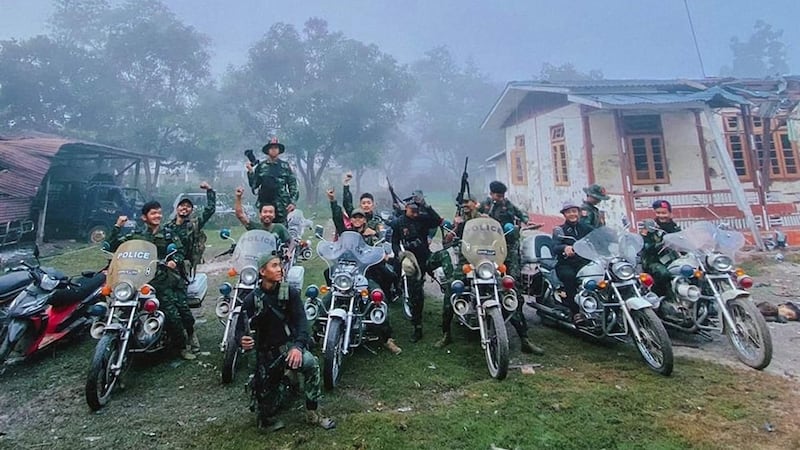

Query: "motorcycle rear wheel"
left=484, top=307, right=509, bottom=380
left=725, top=297, right=773, bottom=370
left=221, top=313, right=240, bottom=384
left=323, top=318, right=344, bottom=390
left=630, top=308, right=673, bottom=376
left=86, top=334, right=122, bottom=411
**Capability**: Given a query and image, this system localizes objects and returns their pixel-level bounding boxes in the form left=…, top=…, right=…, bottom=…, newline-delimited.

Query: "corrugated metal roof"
left=569, top=86, right=750, bottom=109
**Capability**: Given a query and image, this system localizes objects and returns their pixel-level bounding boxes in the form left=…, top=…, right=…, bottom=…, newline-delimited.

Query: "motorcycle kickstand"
left=361, top=345, right=378, bottom=356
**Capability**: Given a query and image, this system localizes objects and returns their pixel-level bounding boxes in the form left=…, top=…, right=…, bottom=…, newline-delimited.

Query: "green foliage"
left=721, top=20, right=790, bottom=77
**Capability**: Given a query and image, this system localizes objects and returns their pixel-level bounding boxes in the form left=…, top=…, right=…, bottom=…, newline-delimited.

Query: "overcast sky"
left=1, top=0, right=799, bottom=82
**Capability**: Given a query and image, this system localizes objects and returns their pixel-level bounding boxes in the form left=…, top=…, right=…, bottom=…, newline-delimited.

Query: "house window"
left=550, top=124, right=569, bottom=186
left=724, top=114, right=800, bottom=181
left=510, top=134, right=528, bottom=185
left=623, top=115, right=668, bottom=184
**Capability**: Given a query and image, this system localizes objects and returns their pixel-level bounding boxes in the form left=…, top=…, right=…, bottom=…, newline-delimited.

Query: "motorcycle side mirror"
left=220, top=228, right=232, bottom=240
left=314, top=225, right=324, bottom=239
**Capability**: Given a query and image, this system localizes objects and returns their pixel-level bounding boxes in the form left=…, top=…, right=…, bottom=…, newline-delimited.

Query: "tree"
left=406, top=47, right=503, bottom=183
left=223, top=18, right=414, bottom=205
left=537, top=62, right=604, bottom=81
left=721, top=20, right=790, bottom=77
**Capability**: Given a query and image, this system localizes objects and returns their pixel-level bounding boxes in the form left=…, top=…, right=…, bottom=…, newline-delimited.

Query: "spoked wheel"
left=484, top=307, right=509, bottom=380
left=221, top=313, right=240, bottom=384
left=86, top=334, right=122, bottom=411
left=725, top=298, right=773, bottom=370
left=630, top=308, right=673, bottom=376
left=323, top=318, right=344, bottom=390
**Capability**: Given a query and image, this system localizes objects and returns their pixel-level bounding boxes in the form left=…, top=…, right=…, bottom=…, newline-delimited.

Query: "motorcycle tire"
left=323, top=318, right=345, bottom=390
left=484, top=307, right=509, bottom=380
left=221, top=313, right=240, bottom=384
left=0, top=334, right=12, bottom=365
left=630, top=308, right=673, bottom=376
left=724, top=297, right=773, bottom=370
left=85, top=334, right=122, bottom=411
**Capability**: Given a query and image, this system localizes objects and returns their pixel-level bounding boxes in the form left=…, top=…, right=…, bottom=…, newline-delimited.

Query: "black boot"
left=411, top=326, right=423, bottom=343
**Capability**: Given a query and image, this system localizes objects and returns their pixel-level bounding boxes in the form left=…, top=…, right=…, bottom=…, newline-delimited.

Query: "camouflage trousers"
left=154, top=282, right=193, bottom=350
left=504, top=241, right=529, bottom=338
left=644, top=261, right=672, bottom=299
left=250, top=347, right=322, bottom=418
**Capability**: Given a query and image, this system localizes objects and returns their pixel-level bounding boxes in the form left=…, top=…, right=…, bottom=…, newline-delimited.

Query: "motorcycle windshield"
left=662, top=221, right=720, bottom=254
left=287, top=209, right=313, bottom=239
left=460, top=217, right=508, bottom=266
left=107, top=240, right=158, bottom=288
left=574, top=227, right=643, bottom=264
left=231, top=230, right=279, bottom=272
left=317, top=231, right=384, bottom=271
left=714, top=228, right=746, bottom=258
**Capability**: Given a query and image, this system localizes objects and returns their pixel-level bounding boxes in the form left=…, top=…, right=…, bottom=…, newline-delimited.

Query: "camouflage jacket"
left=247, top=158, right=299, bottom=222
left=478, top=198, right=528, bottom=243
left=330, top=199, right=381, bottom=246
left=342, top=185, right=383, bottom=230
left=641, top=220, right=681, bottom=267
left=108, top=224, right=185, bottom=285
left=580, top=201, right=605, bottom=229
left=167, top=189, right=216, bottom=271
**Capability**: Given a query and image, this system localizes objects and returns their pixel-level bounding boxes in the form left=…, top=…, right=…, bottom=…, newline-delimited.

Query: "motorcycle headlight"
left=707, top=254, right=733, bottom=272
left=40, top=274, right=60, bottom=291
left=333, top=273, right=354, bottom=291
left=611, top=261, right=635, bottom=280
left=476, top=261, right=495, bottom=280
left=113, top=281, right=135, bottom=301
left=240, top=267, right=258, bottom=285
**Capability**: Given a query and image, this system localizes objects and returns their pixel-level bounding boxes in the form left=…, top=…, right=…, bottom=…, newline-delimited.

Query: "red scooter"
left=0, top=247, right=106, bottom=365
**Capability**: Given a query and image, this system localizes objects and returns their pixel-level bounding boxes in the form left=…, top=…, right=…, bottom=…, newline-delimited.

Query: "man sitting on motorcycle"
left=478, top=181, right=544, bottom=355
left=234, top=187, right=291, bottom=246
left=433, top=194, right=480, bottom=348
left=553, top=201, right=594, bottom=324
left=108, top=203, right=195, bottom=360
left=390, top=200, right=443, bottom=342
left=640, top=200, right=681, bottom=301
left=325, top=188, right=402, bottom=355
left=236, top=253, right=335, bottom=432
left=341, top=172, right=383, bottom=231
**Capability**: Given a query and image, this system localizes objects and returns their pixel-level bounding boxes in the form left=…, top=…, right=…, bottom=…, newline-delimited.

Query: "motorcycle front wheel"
left=725, top=297, right=773, bottom=370
left=323, top=318, right=345, bottom=390
left=484, top=307, right=509, bottom=380
left=85, top=333, right=122, bottom=411
left=221, top=313, right=240, bottom=384
left=630, top=308, right=673, bottom=376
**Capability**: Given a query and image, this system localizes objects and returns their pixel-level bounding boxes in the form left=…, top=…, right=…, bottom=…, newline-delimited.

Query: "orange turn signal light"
left=693, top=269, right=703, bottom=279
left=101, top=285, right=112, bottom=297
left=228, top=268, right=237, bottom=277
left=498, top=264, right=507, bottom=274
left=140, top=284, right=152, bottom=295
left=735, top=267, right=746, bottom=277
left=597, top=280, right=608, bottom=289
left=462, top=264, right=472, bottom=274
left=360, top=289, right=369, bottom=298
left=320, top=285, right=329, bottom=294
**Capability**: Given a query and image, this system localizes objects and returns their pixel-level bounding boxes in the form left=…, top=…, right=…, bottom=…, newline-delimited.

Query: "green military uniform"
left=641, top=220, right=681, bottom=299
left=478, top=198, right=529, bottom=338
left=247, top=159, right=299, bottom=225
left=342, top=185, right=384, bottom=231
left=580, top=201, right=605, bottom=229
left=167, top=189, right=216, bottom=276
left=245, top=221, right=292, bottom=246
left=108, top=224, right=192, bottom=351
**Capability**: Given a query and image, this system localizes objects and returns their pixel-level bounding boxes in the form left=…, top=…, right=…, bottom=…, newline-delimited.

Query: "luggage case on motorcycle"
left=520, top=233, right=555, bottom=263
left=187, top=273, right=208, bottom=308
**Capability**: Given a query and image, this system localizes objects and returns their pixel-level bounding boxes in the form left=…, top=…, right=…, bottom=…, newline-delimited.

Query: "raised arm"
left=233, top=187, right=251, bottom=228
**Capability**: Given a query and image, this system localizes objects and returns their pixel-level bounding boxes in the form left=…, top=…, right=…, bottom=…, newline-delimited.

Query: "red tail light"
left=501, top=276, right=515, bottom=290
left=370, top=289, right=384, bottom=304
left=639, top=273, right=655, bottom=288
left=143, top=299, right=158, bottom=313
left=737, top=276, right=754, bottom=289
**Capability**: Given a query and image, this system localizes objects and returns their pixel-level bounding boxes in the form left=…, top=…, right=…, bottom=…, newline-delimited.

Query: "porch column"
left=36, top=174, right=50, bottom=245
left=613, top=110, right=636, bottom=229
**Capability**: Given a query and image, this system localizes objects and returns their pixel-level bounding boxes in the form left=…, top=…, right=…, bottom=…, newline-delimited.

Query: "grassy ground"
left=0, top=232, right=799, bottom=449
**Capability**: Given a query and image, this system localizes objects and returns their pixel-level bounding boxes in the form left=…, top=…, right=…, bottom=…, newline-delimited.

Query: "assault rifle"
left=455, top=157, right=470, bottom=217
left=244, top=149, right=259, bottom=194
left=387, top=177, right=405, bottom=213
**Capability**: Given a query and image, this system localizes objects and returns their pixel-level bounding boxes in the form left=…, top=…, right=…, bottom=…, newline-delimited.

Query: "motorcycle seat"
left=48, top=272, right=106, bottom=307
left=0, top=270, right=33, bottom=298
left=538, top=258, right=557, bottom=271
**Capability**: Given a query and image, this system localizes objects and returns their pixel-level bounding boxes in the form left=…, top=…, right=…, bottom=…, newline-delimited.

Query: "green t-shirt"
left=245, top=220, right=291, bottom=245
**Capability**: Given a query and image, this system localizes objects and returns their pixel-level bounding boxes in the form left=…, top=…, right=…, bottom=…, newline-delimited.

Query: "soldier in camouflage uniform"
left=108, top=202, right=195, bottom=360
left=246, top=137, right=299, bottom=225
left=432, top=195, right=480, bottom=348
left=478, top=181, right=544, bottom=355
left=234, top=187, right=291, bottom=246
left=640, top=200, right=681, bottom=300
left=341, top=172, right=384, bottom=232
left=236, top=253, right=335, bottom=432
left=580, top=184, right=609, bottom=229
left=166, top=182, right=216, bottom=354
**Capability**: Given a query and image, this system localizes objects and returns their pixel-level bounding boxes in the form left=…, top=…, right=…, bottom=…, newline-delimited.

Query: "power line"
left=684, top=0, right=707, bottom=78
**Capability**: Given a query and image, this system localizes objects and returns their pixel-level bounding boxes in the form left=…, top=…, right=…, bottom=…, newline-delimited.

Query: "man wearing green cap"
left=246, top=136, right=299, bottom=225
left=581, top=184, right=609, bottom=229
left=236, top=252, right=335, bottom=431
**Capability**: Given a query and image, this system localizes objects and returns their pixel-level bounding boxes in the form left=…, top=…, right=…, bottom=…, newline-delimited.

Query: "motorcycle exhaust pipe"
left=369, top=303, right=387, bottom=325
left=676, top=283, right=701, bottom=302
left=501, top=292, right=518, bottom=312
left=215, top=298, right=231, bottom=319
left=90, top=321, right=106, bottom=340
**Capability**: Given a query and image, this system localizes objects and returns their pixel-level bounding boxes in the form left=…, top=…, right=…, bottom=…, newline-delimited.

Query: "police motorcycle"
left=303, top=231, right=389, bottom=390
left=657, top=221, right=772, bottom=369
left=521, top=226, right=674, bottom=376
left=0, top=245, right=105, bottom=365
left=85, top=240, right=179, bottom=410
left=214, top=229, right=303, bottom=384
left=285, top=209, right=315, bottom=268
left=447, top=217, right=520, bottom=380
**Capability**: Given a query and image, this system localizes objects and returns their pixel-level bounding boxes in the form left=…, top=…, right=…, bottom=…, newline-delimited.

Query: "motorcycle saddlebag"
left=187, top=273, right=208, bottom=308
left=520, top=233, right=555, bottom=264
